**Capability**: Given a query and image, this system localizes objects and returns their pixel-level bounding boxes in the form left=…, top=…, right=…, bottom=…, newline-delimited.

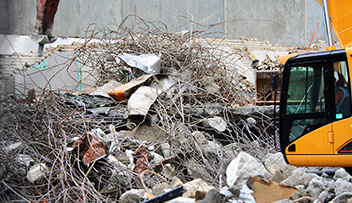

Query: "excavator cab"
left=278, top=0, right=352, bottom=168
left=280, top=49, right=352, bottom=167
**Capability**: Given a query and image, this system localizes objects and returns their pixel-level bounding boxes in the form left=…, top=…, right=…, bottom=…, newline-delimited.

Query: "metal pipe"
left=38, top=43, right=44, bottom=57
left=143, top=186, right=184, bottom=203
left=322, top=0, right=333, bottom=46
left=77, top=50, right=82, bottom=90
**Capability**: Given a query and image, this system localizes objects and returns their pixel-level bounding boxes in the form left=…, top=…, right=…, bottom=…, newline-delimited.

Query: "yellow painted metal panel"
left=286, top=154, right=352, bottom=167
left=317, top=0, right=352, bottom=48
left=278, top=53, right=297, bottom=65
left=285, top=123, right=333, bottom=155
left=332, top=117, right=352, bottom=152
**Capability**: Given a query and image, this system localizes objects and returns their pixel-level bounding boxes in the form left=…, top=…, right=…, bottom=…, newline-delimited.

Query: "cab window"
left=333, top=61, right=351, bottom=120
left=286, top=65, right=324, bottom=115
left=285, top=62, right=327, bottom=143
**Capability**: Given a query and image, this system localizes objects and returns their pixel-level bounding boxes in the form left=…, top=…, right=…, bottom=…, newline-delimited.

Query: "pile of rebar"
left=0, top=15, right=277, bottom=202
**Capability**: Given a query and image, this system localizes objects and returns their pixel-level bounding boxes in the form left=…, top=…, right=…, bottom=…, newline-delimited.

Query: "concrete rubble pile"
left=1, top=16, right=348, bottom=202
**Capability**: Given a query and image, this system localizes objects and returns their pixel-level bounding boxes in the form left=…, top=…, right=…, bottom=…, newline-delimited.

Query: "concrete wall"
left=225, top=0, right=325, bottom=46
left=0, top=0, right=37, bottom=35
left=0, top=0, right=327, bottom=47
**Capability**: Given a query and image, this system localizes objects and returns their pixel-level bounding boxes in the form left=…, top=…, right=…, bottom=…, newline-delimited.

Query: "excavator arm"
left=317, top=0, right=352, bottom=49
left=31, top=0, right=60, bottom=56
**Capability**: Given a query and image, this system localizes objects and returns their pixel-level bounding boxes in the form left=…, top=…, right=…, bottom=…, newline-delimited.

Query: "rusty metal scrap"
left=133, top=145, right=153, bottom=174
left=73, top=132, right=107, bottom=165
left=108, top=74, right=155, bottom=101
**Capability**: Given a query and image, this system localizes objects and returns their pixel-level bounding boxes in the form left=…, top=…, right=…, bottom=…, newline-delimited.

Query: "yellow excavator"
left=279, top=0, right=352, bottom=168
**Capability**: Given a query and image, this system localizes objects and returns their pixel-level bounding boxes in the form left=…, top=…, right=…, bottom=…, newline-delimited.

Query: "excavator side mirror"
left=272, top=74, right=279, bottom=92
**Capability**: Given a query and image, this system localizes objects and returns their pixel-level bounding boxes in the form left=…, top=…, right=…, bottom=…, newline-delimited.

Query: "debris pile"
left=1, top=16, right=350, bottom=202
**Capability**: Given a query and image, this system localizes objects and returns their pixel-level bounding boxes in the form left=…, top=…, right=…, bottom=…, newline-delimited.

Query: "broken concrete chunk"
left=74, top=80, right=121, bottom=98
left=306, top=177, right=325, bottom=199
left=266, top=164, right=281, bottom=175
left=222, top=143, right=242, bottom=161
left=92, top=128, right=116, bottom=153
left=165, top=197, right=195, bottom=203
left=302, top=173, right=320, bottom=186
left=294, top=185, right=306, bottom=196
left=317, top=191, right=330, bottom=203
left=308, top=187, right=321, bottom=200
left=106, top=54, right=115, bottom=62
left=267, top=52, right=277, bottom=62
left=4, top=142, right=22, bottom=153
left=26, top=163, right=49, bottom=183
left=170, top=176, right=183, bottom=189
left=201, top=116, right=227, bottom=132
left=204, top=82, right=220, bottom=94
left=251, top=177, right=298, bottom=203
left=147, top=185, right=185, bottom=203
left=119, top=189, right=147, bottom=203
left=226, top=151, right=271, bottom=188
left=152, top=182, right=171, bottom=196
left=192, top=131, right=208, bottom=145
left=128, top=86, right=160, bottom=116
left=202, top=141, right=222, bottom=157
left=183, top=178, right=215, bottom=199
left=246, top=117, right=256, bottom=128
left=128, top=76, right=175, bottom=117
left=238, top=184, right=256, bottom=203
left=150, top=75, right=175, bottom=91
left=191, top=131, right=222, bottom=156
left=202, top=76, right=220, bottom=94
left=264, top=152, right=296, bottom=177
left=160, top=143, right=172, bottom=158
left=198, top=188, right=226, bottom=203
left=306, top=176, right=325, bottom=192
left=333, top=178, right=352, bottom=196
left=247, top=140, right=267, bottom=161
left=125, top=149, right=135, bottom=170
left=161, top=163, right=176, bottom=179
left=59, top=93, right=116, bottom=108
left=219, top=187, right=234, bottom=199
left=151, top=151, right=164, bottom=165
left=334, top=168, right=352, bottom=181
left=16, top=154, right=34, bottom=167
left=129, top=125, right=168, bottom=142
left=280, top=168, right=318, bottom=187
left=186, top=157, right=212, bottom=180
left=107, top=154, right=127, bottom=171
left=269, top=170, right=287, bottom=183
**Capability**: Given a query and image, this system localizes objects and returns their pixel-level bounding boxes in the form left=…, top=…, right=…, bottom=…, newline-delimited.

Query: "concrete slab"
left=0, top=34, right=98, bottom=55
left=14, top=50, right=80, bottom=95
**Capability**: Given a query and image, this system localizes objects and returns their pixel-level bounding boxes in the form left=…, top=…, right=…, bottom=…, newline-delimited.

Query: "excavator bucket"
left=317, top=0, right=352, bottom=49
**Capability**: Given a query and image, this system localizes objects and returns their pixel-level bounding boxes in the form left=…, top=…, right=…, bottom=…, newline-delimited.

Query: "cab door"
left=280, top=58, right=335, bottom=166
left=331, top=55, right=352, bottom=159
